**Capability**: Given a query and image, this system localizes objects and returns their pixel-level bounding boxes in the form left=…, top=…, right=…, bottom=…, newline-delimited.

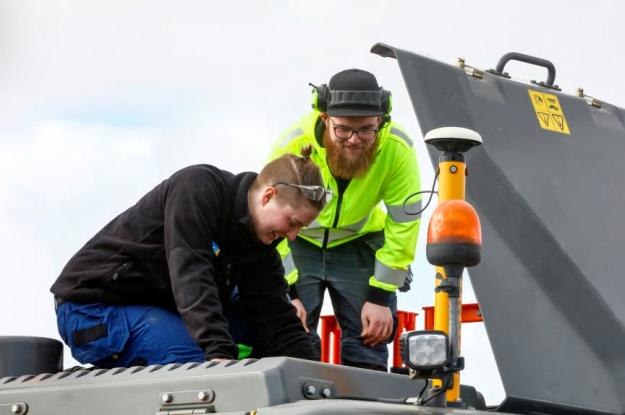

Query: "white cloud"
left=0, top=121, right=155, bottom=204
left=2, top=0, right=624, bottom=405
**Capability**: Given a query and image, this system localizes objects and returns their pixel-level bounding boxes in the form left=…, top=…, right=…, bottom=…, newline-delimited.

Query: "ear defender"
left=381, top=88, right=392, bottom=124
left=309, top=83, right=329, bottom=112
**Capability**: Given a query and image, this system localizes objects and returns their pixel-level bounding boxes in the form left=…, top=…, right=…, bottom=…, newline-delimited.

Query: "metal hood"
left=373, top=43, right=625, bottom=415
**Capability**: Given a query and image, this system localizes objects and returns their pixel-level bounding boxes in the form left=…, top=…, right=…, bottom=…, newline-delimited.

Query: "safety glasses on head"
left=273, top=182, right=334, bottom=203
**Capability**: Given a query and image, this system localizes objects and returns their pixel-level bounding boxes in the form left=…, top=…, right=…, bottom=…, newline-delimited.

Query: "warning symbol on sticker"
left=538, top=112, right=550, bottom=126
left=528, top=90, right=570, bottom=135
left=552, top=114, right=564, bottom=130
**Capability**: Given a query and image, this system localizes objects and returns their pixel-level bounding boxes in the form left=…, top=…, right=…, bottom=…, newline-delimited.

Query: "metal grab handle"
left=495, top=52, right=557, bottom=87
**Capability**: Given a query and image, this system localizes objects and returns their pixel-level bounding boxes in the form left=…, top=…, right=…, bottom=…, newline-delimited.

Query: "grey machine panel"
left=252, top=399, right=496, bottom=414
left=0, top=357, right=421, bottom=414
left=372, top=43, right=625, bottom=415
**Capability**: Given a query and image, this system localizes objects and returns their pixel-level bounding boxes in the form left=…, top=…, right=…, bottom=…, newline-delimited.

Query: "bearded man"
left=269, top=69, right=421, bottom=371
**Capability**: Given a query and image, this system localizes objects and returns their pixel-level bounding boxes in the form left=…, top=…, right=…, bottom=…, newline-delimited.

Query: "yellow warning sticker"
left=528, top=90, right=570, bottom=135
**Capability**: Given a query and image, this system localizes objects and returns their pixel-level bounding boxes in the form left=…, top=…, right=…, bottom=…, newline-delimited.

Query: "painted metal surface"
left=373, top=43, right=625, bottom=415
left=0, top=357, right=419, bottom=414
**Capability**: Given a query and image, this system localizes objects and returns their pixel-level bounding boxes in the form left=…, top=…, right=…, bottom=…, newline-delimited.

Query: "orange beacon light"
left=426, top=199, right=482, bottom=268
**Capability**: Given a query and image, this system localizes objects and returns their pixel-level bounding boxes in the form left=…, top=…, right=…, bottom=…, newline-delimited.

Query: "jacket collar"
left=231, top=172, right=255, bottom=233
left=229, top=172, right=283, bottom=250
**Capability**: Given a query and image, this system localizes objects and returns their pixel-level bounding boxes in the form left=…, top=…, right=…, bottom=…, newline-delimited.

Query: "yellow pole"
left=433, top=160, right=466, bottom=402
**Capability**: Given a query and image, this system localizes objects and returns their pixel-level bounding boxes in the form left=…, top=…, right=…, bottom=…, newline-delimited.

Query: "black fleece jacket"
left=51, top=165, right=317, bottom=361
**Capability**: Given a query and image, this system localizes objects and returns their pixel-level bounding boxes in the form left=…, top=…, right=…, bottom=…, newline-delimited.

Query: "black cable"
left=403, top=169, right=439, bottom=216
left=329, top=378, right=431, bottom=406
left=419, top=374, right=452, bottom=405
left=417, top=379, right=429, bottom=402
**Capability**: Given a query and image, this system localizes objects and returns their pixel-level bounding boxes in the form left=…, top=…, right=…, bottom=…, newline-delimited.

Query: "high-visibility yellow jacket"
left=270, top=111, right=421, bottom=305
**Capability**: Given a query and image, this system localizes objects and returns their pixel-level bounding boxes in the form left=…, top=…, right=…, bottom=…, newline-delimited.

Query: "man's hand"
left=291, top=298, right=310, bottom=333
left=360, top=301, right=393, bottom=347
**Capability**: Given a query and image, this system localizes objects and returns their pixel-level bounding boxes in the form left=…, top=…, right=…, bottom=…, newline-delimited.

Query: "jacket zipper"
left=321, top=186, right=345, bottom=249
left=225, top=263, right=232, bottom=290
left=111, top=262, right=131, bottom=281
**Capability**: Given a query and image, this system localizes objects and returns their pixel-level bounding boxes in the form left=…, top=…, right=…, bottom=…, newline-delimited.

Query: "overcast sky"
left=1, top=0, right=623, bottom=405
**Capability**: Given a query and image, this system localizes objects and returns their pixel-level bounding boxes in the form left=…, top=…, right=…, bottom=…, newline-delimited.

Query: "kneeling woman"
left=51, top=146, right=330, bottom=367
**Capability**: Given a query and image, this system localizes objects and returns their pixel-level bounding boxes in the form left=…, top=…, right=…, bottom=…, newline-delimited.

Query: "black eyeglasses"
left=273, top=182, right=334, bottom=203
left=331, top=119, right=379, bottom=142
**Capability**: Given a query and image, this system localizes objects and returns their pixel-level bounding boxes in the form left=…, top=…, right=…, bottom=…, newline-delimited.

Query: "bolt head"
left=305, top=384, right=317, bottom=396
left=320, top=387, right=332, bottom=398
left=11, top=404, right=24, bottom=414
left=161, top=393, right=173, bottom=404
left=198, top=390, right=214, bottom=402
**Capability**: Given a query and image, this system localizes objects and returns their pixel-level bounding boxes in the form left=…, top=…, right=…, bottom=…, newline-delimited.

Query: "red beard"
left=323, top=129, right=378, bottom=179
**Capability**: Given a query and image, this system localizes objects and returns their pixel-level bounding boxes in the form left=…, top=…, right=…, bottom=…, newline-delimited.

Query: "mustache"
left=323, top=130, right=377, bottom=179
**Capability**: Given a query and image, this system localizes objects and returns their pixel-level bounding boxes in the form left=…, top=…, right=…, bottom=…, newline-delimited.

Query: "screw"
left=320, top=388, right=332, bottom=398
left=198, top=390, right=214, bottom=402
left=450, top=165, right=458, bottom=174
left=161, top=393, right=173, bottom=404
left=304, top=384, right=317, bottom=396
left=11, top=404, right=25, bottom=414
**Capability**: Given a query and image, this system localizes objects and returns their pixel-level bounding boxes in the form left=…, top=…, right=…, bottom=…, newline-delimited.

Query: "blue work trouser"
left=55, top=290, right=250, bottom=367
left=290, top=231, right=398, bottom=371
